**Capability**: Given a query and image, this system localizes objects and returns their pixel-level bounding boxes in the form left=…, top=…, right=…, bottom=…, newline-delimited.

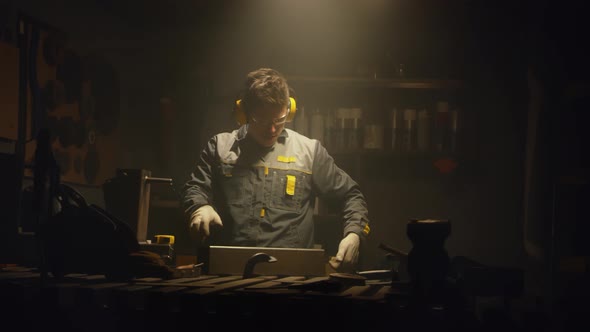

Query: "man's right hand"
left=189, top=205, right=223, bottom=241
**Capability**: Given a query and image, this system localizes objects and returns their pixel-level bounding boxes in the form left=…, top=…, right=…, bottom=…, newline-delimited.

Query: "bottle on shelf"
left=434, top=101, right=451, bottom=153
left=450, top=107, right=460, bottom=153
left=332, top=108, right=346, bottom=153
left=402, top=108, right=417, bottom=152
left=389, top=108, right=400, bottom=151
left=333, top=107, right=363, bottom=152
left=324, top=109, right=334, bottom=151
left=310, top=107, right=325, bottom=144
left=363, top=122, right=384, bottom=150
left=348, top=108, right=363, bottom=151
left=294, top=106, right=309, bottom=137
left=417, top=108, right=431, bottom=152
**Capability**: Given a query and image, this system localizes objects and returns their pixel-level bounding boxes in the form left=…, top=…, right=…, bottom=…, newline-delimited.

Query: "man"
left=181, top=68, right=370, bottom=272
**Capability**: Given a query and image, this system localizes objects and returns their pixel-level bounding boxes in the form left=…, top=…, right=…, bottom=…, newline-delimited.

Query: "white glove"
left=330, top=232, right=360, bottom=272
left=189, top=205, right=222, bottom=241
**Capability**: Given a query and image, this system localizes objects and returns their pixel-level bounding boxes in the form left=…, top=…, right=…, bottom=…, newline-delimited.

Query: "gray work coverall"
left=182, top=126, right=370, bottom=248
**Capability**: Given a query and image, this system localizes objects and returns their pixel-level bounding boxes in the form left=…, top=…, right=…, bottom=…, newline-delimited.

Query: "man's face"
left=248, top=105, right=290, bottom=147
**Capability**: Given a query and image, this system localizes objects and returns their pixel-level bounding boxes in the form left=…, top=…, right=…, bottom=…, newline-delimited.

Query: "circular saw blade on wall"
left=83, top=55, right=121, bottom=135
left=56, top=48, right=83, bottom=104
left=21, top=18, right=121, bottom=187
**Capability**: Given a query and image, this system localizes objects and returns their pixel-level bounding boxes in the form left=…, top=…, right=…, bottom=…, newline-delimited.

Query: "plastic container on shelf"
left=417, top=109, right=431, bottom=151
left=389, top=108, right=400, bottom=151
left=310, top=108, right=325, bottom=144
left=434, top=101, right=451, bottom=153
left=363, top=124, right=384, bottom=150
left=402, top=108, right=417, bottom=151
left=333, top=107, right=363, bottom=152
left=294, top=106, right=309, bottom=137
left=348, top=108, right=363, bottom=150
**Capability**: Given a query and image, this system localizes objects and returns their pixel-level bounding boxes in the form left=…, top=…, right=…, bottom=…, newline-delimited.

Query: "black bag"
left=42, top=184, right=176, bottom=280
left=41, top=184, right=140, bottom=280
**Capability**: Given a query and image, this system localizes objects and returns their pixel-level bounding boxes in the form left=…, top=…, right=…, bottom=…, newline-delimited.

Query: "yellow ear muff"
left=233, top=97, right=297, bottom=126
left=286, top=97, right=297, bottom=122
left=234, top=99, right=248, bottom=126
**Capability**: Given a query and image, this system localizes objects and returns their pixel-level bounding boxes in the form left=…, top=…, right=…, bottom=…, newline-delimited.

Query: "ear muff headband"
left=234, top=97, right=297, bottom=126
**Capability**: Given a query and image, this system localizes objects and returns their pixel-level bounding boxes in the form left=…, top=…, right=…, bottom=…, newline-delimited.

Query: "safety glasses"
left=250, top=108, right=290, bottom=127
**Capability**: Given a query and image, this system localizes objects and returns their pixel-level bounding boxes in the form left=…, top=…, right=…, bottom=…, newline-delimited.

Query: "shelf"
left=286, top=75, right=463, bottom=90
left=330, top=149, right=460, bottom=158
left=327, top=148, right=478, bottom=181
left=330, top=150, right=466, bottom=168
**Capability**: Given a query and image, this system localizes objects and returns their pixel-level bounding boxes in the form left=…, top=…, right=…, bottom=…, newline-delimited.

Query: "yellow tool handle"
left=154, top=234, right=175, bottom=245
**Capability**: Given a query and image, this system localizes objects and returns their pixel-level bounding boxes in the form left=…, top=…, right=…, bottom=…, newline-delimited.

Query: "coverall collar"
left=234, top=124, right=289, bottom=148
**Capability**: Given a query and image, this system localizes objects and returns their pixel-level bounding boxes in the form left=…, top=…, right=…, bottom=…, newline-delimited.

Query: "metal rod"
left=378, top=242, right=408, bottom=257
left=144, top=176, right=173, bottom=185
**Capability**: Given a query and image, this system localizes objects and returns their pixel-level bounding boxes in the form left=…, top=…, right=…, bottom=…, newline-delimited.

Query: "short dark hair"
left=241, top=68, right=290, bottom=115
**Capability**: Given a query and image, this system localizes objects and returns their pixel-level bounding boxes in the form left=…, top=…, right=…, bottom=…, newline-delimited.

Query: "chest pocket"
left=270, top=169, right=310, bottom=212
left=219, top=163, right=252, bottom=207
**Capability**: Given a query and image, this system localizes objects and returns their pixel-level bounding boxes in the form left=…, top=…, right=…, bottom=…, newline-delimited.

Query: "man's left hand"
left=330, top=233, right=360, bottom=272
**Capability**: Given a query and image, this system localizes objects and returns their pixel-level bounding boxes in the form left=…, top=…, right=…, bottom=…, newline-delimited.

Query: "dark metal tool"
left=242, top=252, right=277, bottom=279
